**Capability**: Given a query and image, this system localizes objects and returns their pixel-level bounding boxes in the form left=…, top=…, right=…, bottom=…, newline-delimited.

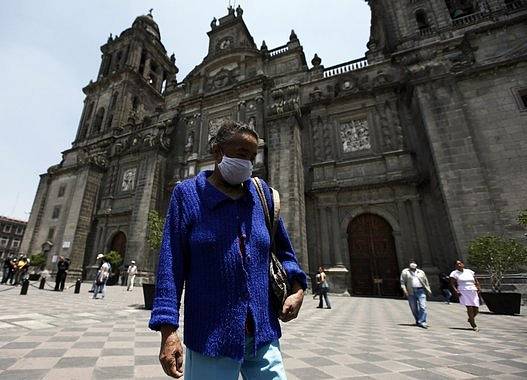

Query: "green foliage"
left=468, top=234, right=527, bottom=292
left=105, top=250, right=123, bottom=272
left=147, top=210, right=164, bottom=252
left=518, top=210, right=527, bottom=229
left=29, top=253, right=46, bottom=268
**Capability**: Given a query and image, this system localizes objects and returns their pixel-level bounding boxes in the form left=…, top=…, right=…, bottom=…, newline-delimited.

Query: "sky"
left=0, top=0, right=371, bottom=221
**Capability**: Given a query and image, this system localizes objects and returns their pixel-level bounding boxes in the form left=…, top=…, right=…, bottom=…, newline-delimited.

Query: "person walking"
left=15, top=256, right=29, bottom=285
left=149, top=120, right=306, bottom=379
left=439, top=272, right=452, bottom=304
left=54, top=256, right=70, bottom=291
left=316, top=266, right=331, bottom=309
left=450, top=259, right=482, bottom=331
left=400, top=260, right=432, bottom=329
left=127, top=260, right=137, bottom=291
left=1, top=254, right=13, bottom=284
left=93, top=257, right=111, bottom=299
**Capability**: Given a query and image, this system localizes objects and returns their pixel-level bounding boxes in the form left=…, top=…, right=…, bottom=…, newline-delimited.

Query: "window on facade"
left=415, top=10, right=430, bottom=30
left=139, top=51, right=147, bottom=75
left=115, top=51, right=123, bottom=71
left=47, top=227, right=55, bottom=240
left=58, top=184, right=66, bottom=198
left=11, top=240, right=20, bottom=249
left=92, top=108, right=105, bottom=134
left=132, top=96, right=139, bottom=111
left=445, top=0, right=476, bottom=19
left=3, top=225, right=11, bottom=233
left=15, top=226, right=24, bottom=235
left=0, top=238, right=8, bottom=247
left=340, top=119, right=371, bottom=153
left=519, top=89, right=527, bottom=110
left=52, top=206, right=61, bottom=220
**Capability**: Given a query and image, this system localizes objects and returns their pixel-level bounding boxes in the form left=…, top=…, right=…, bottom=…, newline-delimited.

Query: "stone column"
left=266, top=117, right=309, bottom=273
left=415, top=81, right=499, bottom=256
left=330, top=206, right=343, bottom=266
left=318, top=207, right=331, bottom=266
left=255, top=96, right=265, bottom=137
left=410, top=197, right=433, bottom=267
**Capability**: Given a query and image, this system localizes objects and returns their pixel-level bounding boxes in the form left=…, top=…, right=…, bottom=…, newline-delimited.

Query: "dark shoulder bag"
left=251, top=177, right=291, bottom=315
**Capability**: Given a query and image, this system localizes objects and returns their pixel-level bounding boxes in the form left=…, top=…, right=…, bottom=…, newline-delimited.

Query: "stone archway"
left=109, top=231, right=127, bottom=261
left=347, top=213, right=400, bottom=297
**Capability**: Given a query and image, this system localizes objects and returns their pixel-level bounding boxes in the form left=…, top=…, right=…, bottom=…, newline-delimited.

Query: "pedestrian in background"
left=450, top=259, right=481, bottom=331
left=54, top=256, right=69, bottom=291
left=1, top=254, right=14, bottom=284
left=439, top=272, right=452, bottom=304
left=93, top=257, right=111, bottom=299
left=400, top=260, right=432, bottom=329
left=316, top=266, right=331, bottom=309
left=15, top=256, right=29, bottom=285
left=127, top=260, right=137, bottom=291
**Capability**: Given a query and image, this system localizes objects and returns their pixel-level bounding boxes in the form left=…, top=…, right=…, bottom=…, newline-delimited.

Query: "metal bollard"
left=20, top=279, right=29, bottom=295
left=39, top=277, right=46, bottom=290
left=74, top=279, right=81, bottom=294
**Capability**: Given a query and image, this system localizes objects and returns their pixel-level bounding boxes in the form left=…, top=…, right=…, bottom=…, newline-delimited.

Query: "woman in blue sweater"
left=149, top=120, right=307, bottom=379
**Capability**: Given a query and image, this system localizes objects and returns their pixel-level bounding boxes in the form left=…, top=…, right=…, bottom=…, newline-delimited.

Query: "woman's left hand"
left=280, top=285, right=304, bottom=322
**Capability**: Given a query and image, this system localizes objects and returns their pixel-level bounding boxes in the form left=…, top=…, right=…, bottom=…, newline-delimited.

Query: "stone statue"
left=236, top=5, right=243, bottom=17
left=210, top=17, right=217, bottom=29
left=170, top=53, right=176, bottom=65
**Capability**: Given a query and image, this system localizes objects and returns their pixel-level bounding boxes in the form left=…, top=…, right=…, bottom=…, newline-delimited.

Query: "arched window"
left=139, top=50, right=147, bottom=75
left=415, top=10, right=430, bottom=30
left=79, top=102, right=94, bottom=139
left=92, top=108, right=105, bottom=134
left=105, top=93, right=119, bottom=130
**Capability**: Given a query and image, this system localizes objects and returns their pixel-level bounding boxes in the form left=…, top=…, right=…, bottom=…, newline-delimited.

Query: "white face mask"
left=409, top=263, right=418, bottom=270
left=218, top=155, right=253, bottom=185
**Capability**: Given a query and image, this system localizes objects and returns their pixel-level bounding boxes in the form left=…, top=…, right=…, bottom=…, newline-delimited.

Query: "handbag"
left=251, top=177, right=291, bottom=315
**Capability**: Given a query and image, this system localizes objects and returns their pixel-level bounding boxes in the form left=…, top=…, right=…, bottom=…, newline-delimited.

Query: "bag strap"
left=251, top=177, right=281, bottom=245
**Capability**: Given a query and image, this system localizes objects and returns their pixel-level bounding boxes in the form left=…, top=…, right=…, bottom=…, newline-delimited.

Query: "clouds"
left=0, top=1, right=371, bottom=220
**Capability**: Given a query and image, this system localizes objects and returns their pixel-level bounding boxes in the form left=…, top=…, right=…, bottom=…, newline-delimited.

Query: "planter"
left=481, top=292, right=522, bottom=315
left=143, top=283, right=156, bottom=310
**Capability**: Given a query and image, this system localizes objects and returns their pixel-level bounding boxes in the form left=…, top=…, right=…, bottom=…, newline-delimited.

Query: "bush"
left=29, top=253, right=46, bottom=268
left=468, top=234, right=527, bottom=292
left=518, top=210, right=527, bottom=229
left=104, top=250, right=123, bottom=273
left=147, top=210, right=164, bottom=252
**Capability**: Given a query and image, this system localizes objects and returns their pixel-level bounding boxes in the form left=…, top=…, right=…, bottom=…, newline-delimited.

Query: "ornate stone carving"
left=121, top=168, right=136, bottom=192
left=269, top=85, right=300, bottom=115
left=340, top=119, right=371, bottom=153
left=208, top=116, right=230, bottom=141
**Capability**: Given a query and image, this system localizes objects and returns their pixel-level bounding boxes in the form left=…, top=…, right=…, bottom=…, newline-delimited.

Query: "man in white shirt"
left=127, top=260, right=138, bottom=291
left=400, top=260, right=432, bottom=328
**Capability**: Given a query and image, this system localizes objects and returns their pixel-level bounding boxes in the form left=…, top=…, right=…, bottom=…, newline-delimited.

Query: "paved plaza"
left=0, top=283, right=526, bottom=379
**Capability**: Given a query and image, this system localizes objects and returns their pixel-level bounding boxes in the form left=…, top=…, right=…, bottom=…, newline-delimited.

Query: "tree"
left=29, top=253, right=46, bottom=268
left=518, top=210, right=527, bottom=229
left=104, top=250, right=123, bottom=273
left=147, top=210, right=164, bottom=252
left=468, top=235, right=527, bottom=292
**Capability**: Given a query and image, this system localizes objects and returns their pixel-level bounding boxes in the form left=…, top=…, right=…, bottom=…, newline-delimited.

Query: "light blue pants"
left=408, top=287, right=428, bottom=325
left=184, top=336, right=287, bottom=380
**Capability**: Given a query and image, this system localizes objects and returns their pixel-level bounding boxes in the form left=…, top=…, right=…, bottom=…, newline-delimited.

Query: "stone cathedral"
left=21, top=1, right=527, bottom=295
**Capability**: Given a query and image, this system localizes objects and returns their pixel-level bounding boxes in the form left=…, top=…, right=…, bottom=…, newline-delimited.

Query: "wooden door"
left=348, top=214, right=400, bottom=296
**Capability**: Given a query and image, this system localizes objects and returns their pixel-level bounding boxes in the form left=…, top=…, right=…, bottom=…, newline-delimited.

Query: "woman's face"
left=214, top=132, right=258, bottom=164
left=455, top=260, right=464, bottom=270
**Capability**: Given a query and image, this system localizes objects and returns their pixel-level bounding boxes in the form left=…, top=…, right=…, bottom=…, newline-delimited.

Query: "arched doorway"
left=110, top=231, right=127, bottom=261
left=347, top=213, right=400, bottom=297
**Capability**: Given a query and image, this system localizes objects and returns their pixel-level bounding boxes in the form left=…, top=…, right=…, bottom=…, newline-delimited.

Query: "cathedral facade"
left=21, top=1, right=527, bottom=295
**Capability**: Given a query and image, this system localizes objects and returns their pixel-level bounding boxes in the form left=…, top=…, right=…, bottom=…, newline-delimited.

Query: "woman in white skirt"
left=450, top=260, right=482, bottom=331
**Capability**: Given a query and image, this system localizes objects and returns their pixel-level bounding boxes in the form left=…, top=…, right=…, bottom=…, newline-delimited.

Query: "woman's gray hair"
left=208, top=120, right=259, bottom=153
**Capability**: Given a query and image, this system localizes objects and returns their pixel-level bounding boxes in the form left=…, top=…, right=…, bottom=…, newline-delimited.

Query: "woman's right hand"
left=159, top=326, right=184, bottom=378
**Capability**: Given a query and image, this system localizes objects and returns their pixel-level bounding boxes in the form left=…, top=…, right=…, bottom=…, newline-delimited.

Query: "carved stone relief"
left=269, top=85, right=300, bottom=115
left=121, top=168, right=136, bottom=192
left=339, top=119, right=371, bottom=153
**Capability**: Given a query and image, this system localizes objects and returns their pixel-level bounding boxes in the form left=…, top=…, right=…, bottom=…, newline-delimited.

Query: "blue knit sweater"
left=148, top=171, right=307, bottom=361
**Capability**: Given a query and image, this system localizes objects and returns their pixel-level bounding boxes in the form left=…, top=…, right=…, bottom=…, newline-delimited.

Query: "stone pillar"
left=415, top=80, right=500, bottom=256
left=318, top=207, right=331, bottom=266
left=266, top=116, right=309, bottom=273
left=65, top=166, right=104, bottom=276
left=255, top=96, right=265, bottom=137
left=330, top=206, right=343, bottom=266
left=410, top=197, right=433, bottom=267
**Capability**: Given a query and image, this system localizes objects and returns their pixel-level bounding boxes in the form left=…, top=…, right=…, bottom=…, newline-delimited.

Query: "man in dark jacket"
left=55, top=256, right=70, bottom=291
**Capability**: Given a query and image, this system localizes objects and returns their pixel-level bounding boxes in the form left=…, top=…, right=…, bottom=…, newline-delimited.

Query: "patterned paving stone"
left=0, top=282, right=526, bottom=379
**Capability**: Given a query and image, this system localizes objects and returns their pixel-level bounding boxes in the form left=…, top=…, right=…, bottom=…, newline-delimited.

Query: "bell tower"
left=73, top=11, right=178, bottom=144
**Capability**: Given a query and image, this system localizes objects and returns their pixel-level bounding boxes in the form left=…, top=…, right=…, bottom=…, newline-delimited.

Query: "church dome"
left=133, top=13, right=160, bottom=40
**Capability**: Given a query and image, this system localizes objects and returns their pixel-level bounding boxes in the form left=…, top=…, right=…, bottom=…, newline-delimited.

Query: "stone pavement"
left=0, top=282, right=526, bottom=380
